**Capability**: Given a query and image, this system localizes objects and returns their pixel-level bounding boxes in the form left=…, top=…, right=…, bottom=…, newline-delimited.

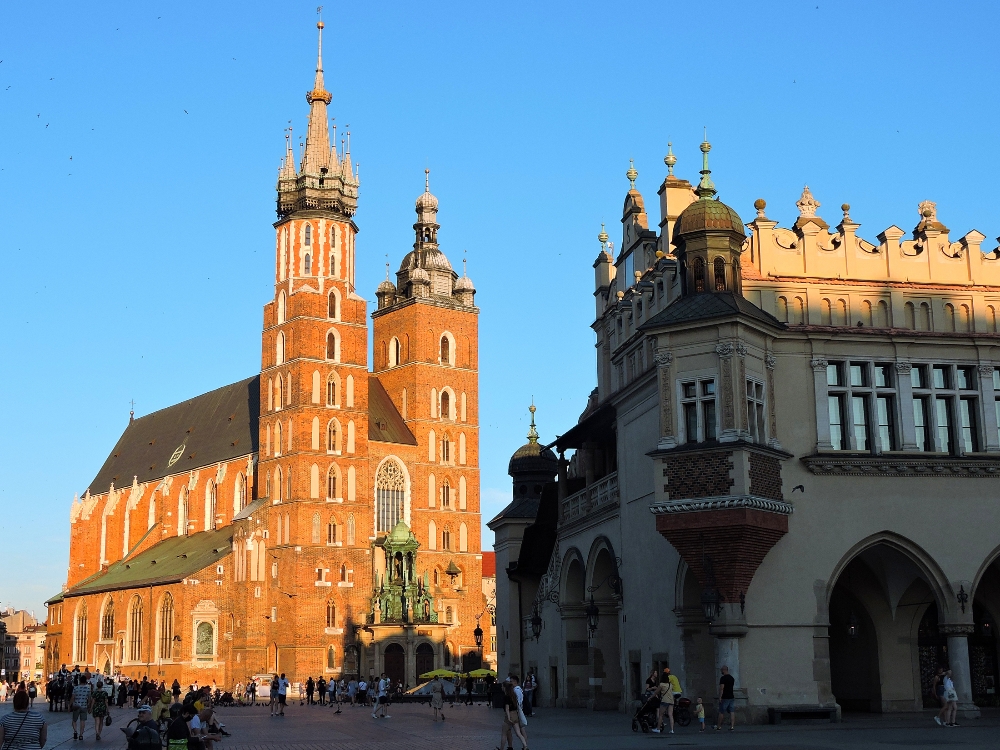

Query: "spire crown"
left=527, top=402, right=538, bottom=444
left=664, top=142, right=676, bottom=177
left=626, top=159, right=638, bottom=190
left=696, top=134, right=716, bottom=198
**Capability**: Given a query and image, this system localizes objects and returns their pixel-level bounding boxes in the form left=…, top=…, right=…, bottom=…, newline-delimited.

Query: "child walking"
left=696, top=697, right=705, bottom=731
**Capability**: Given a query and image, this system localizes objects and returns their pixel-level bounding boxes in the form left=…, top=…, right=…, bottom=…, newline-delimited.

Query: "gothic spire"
left=301, top=21, right=333, bottom=175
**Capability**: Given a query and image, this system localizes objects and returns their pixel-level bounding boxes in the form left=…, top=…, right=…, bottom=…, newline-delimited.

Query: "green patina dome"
left=388, top=520, right=413, bottom=543
left=674, top=197, right=746, bottom=238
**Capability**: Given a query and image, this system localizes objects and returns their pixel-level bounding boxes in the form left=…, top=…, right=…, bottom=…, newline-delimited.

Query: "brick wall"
left=748, top=452, right=783, bottom=500
left=662, top=451, right=733, bottom=500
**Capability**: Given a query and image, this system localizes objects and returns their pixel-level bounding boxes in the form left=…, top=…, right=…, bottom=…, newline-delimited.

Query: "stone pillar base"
left=956, top=702, right=981, bottom=719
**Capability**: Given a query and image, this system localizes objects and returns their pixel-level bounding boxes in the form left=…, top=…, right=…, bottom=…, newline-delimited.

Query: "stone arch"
left=585, top=536, right=619, bottom=594
left=326, top=329, right=340, bottom=361
left=439, top=331, right=456, bottom=366
left=277, top=291, right=286, bottom=324
left=374, top=455, right=411, bottom=532
left=560, top=547, right=586, bottom=605
left=328, top=288, right=341, bottom=320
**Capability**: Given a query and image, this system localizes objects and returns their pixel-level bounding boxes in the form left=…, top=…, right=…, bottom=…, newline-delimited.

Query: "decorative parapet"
left=801, top=454, right=1000, bottom=477
left=650, top=494, right=793, bottom=516
left=560, top=471, right=619, bottom=524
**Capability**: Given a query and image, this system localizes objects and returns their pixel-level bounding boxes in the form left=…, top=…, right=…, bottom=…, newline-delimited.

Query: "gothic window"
left=693, top=257, right=706, bottom=293
left=277, top=291, right=286, bottom=324
left=441, top=435, right=451, bottom=464
left=442, top=528, right=452, bottom=551
left=177, top=487, right=189, bottom=536
left=328, top=291, right=338, bottom=319
left=326, top=332, right=338, bottom=361
left=375, top=459, right=406, bottom=533
left=340, top=563, right=350, bottom=582
left=101, top=598, right=115, bottom=641
left=276, top=332, right=285, bottom=365
left=327, top=518, right=337, bottom=544
left=714, top=257, right=726, bottom=291
left=440, top=480, right=451, bottom=509
left=128, top=596, right=143, bottom=662
left=347, top=514, right=355, bottom=545
left=327, top=646, right=336, bottom=669
left=327, top=466, right=338, bottom=500
left=326, top=602, right=336, bottom=628
left=389, top=337, right=401, bottom=367
left=312, top=512, right=321, bottom=544
left=304, top=224, right=312, bottom=246
left=440, top=391, right=451, bottom=420
left=275, top=376, right=283, bottom=411
left=159, top=594, right=174, bottom=659
left=327, top=420, right=340, bottom=453
left=236, top=473, right=247, bottom=513
left=205, top=480, right=217, bottom=531
left=304, top=253, right=312, bottom=275
left=440, top=335, right=450, bottom=364
left=75, top=602, right=88, bottom=663
left=274, top=466, right=283, bottom=503
left=195, top=622, right=214, bottom=658
left=459, top=522, right=468, bottom=552
left=274, top=421, right=282, bottom=457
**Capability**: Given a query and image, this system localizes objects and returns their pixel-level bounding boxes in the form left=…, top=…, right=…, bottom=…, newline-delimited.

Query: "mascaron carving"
left=765, top=353, right=777, bottom=370
left=654, top=348, right=673, bottom=366
left=810, top=357, right=828, bottom=371
left=895, top=362, right=913, bottom=373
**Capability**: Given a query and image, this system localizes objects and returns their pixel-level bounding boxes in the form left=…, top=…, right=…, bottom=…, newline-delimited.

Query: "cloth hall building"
left=493, top=142, right=1000, bottom=721
left=46, top=23, right=486, bottom=688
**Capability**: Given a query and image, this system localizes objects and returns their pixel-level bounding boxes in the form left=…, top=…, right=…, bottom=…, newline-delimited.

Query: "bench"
left=767, top=705, right=839, bottom=724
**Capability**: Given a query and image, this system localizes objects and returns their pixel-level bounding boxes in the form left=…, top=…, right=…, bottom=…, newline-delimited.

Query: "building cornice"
left=801, top=453, right=1000, bottom=477
left=649, top=493, right=794, bottom=516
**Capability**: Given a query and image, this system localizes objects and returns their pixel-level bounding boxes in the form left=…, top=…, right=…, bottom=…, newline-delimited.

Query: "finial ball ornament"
left=841, top=203, right=850, bottom=213
left=317, top=20, right=324, bottom=29
left=754, top=198, right=766, bottom=211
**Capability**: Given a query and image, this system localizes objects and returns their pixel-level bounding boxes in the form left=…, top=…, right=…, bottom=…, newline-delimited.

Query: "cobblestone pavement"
left=12, top=699, right=1000, bottom=750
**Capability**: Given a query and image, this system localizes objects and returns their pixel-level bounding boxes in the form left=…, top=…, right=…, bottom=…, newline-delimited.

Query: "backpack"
left=128, top=726, right=161, bottom=750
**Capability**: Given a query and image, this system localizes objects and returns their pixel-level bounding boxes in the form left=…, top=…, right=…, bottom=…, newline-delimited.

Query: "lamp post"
left=700, top=587, right=721, bottom=624
left=585, top=596, right=600, bottom=639
left=530, top=602, right=542, bottom=641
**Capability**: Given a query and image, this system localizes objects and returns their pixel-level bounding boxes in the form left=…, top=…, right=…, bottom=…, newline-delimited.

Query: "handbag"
left=517, top=706, right=528, bottom=727
left=105, top=713, right=113, bottom=726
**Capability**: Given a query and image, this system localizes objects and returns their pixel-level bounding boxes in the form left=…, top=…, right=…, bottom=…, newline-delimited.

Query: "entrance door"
left=829, top=585, right=881, bottom=711
left=917, top=604, right=947, bottom=709
left=415, top=644, right=434, bottom=682
left=384, top=643, right=405, bottom=686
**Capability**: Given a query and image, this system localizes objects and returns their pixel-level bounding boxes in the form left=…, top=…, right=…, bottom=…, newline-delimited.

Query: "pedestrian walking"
left=276, top=674, right=289, bottom=716
left=371, top=674, right=389, bottom=719
left=696, top=697, right=706, bottom=731
left=89, top=678, right=109, bottom=741
left=430, top=675, right=445, bottom=722
left=71, top=675, right=92, bottom=741
left=26, top=683, right=37, bottom=708
left=316, top=677, right=326, bottom=705
left=500, top=681, right=526, bottom=750
left=716, top=665, right=736, bottom=731
left=942, top=669, right=959, bottom=726
left=510, top=675, right=528, bottom=746
left=305, top=677, right=314, bottom=706
left=0, top=690, right=47, bottom=750
left=171, top=680, right=181, bottom=704
left=247, top=679, right=256, bottom=706
left=464, top=673, right=475, bottom=706
left=268, top=676, right=278, bottom=717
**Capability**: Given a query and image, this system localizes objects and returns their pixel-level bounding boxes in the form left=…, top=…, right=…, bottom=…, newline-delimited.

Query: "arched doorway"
left=561, top=553, right=588, bottom=706
left=462, top=650, right=482, bottom=673
left=415, top=643, right=434, bottom=682
left=972, top=556, right=1000, bottom=707
left=588, top=545, right=622, bottom=710
left=384, top=643, right=405, bottom=686
left=828, top=541, right=945, bottom=714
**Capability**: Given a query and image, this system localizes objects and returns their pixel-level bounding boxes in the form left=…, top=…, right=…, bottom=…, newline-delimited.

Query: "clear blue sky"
left=3, top=0, right=999, bottom=617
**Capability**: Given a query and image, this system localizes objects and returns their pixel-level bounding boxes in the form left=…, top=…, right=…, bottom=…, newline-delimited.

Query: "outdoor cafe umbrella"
left=419, top=669, right=459, bottom=679
left=467, top=669, right=498, bottom=678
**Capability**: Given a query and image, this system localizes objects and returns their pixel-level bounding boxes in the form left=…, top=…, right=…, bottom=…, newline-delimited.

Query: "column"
left=942, top=625, right=981, bottom=718
left=977, top=363, right=1000, bottom=452
left=717, top=343, right=738, bottom=442
left=895, top=361, right=918, bottom=450
left=765, top=353, right=782, bottom=450
left=811, top=358, right=833, bottom=450
left=654, top=348, right=676, bottom=449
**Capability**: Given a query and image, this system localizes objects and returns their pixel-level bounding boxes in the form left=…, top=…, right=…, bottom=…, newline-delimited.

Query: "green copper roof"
left=674, top=198, right=746, bottom=238
left=388, top=520, right=413, bottom=544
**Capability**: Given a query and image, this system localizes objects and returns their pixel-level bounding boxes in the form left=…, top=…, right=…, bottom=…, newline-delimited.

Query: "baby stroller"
left=631, top=690, right=660, bottom=733
left=218, top=691, right=235, bottom=707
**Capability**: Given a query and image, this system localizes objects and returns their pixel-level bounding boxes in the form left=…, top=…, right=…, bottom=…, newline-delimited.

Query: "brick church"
left=46, top=22, right=486, bottom=688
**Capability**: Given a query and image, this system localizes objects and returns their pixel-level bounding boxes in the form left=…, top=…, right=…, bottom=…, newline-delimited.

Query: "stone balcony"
left=560, top=471, right=619, bottom=525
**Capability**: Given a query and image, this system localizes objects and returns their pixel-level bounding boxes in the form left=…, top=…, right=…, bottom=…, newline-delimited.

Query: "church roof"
left=368, top=377, right=417, bottom=445
left=85, top=377, right=259, bottom=495
left=63, top=527, right=233, bottom=598
left=640, top=292, right=784, bottom=330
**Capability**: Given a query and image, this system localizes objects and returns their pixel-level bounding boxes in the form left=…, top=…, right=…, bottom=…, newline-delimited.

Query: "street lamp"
left=445, top=561, right=462, bottom=586
left=700, top=588, right=721, bottom=623
left=530, top=603, right=542, bottom=641
left=474, top=620, right=484, bottom=649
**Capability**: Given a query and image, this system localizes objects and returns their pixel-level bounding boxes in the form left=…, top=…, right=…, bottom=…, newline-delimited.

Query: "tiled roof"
left=481, top=552, right=496, bottom=578
left=64, top=528, right=233, bottom=597
left=640, top=292, right=783, bottom=330
left=86, top=377, right=259, bottom=494
left=368, top=377, right=417, bottom=445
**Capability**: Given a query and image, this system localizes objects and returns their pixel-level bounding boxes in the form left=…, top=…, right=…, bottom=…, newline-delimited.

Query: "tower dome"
left=508, top=404, right=559, bottom=476
left=673, top=140, right=745, bottom=240
left=377, top=278, right=396, bottom=294
left=454, top=274, right=475, bottom=292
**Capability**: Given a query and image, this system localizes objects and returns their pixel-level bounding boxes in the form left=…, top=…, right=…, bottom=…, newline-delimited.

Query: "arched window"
left=440, top=335, right=450, bottom=364
left=326, top=602, right=336, bottom=628
left=714, top=257, right=726, bottom=291
left=459, top=522, right=468, bottom=552
left=304, top=224, right=312, bottom=246
left=441, top=480, right=451, bottom=509
left=312, top=512, right=321, bottom=544
left=101, top=599, right=115, bottom=641
left=433, top=568, right=440, bottom=586
left=327, top=646, right=336, bottom=669
left=276, top=332, right=285, bottom=365
left=340, top=563, right=349, bottom=582
left=275, top=376, right=283, bottom=411
left=375, top=459, right=406, bottom=533
left=75, top=601, right=88, bottom=663
left=347, top=515, right=355, bottom=545
left=442, top=528, right=452, bottom=551
left=328, top=291, right=338, bottom=319
left=128, top=596, right=143, bottom=662
left=327, top=373, right=339, bottom=406
left=155, top=603, right=178, bottom=661
left=428, top=520, right=437, bottom=550
left=274, top=421, right=282, bottom=457
left=327, top=466, right=338, bottom=500
left=326, top=332, right=338, bottom=361
left=441, top=435, right=451, bottom=463
left=205, top=480, right=217, bottom=531
left=304, top=253, right=312, bottom=275
left=195, top=622, right=214, bottom=658
left=178, top=487, right=189, bottom=537
left=327, top=517, right=338, bottom=544
left=277, top=291, right=286, bottom=324
left=274, top=466, right=283, bottom=503
left=693, top=256, right=706, bottom=293
left=236, top=473, right=247, bottom=513
left=440, top=391, right=450, bottom=420
left=327, top=420, right=339, bottom=453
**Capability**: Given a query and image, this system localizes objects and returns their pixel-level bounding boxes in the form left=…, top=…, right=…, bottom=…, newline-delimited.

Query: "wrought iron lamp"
left=530, top=602, right=543, bottom=641
left=445, top=560, right=462, bottom=586
left=585, top=595, right=600, bottom=637
left=700, top=587, right=721, bottom=623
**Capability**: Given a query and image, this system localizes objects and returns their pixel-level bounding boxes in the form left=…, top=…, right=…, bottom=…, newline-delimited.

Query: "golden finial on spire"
left=696, top=130, right=716, bottom=198
left=425, top=167, right=430, bottom=192
left=598, top=222, right=609, bottom=246
left=527, top=400, right=538, bottom=444
left=664, top=142, right=676, bottom=177
left=626, top=159, right=638, bottom=189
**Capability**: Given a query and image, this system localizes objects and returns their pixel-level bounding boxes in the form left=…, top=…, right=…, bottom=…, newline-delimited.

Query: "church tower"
left=256, top=20, right=369, bottom=676
left=372, top=173, right=483, bottom=651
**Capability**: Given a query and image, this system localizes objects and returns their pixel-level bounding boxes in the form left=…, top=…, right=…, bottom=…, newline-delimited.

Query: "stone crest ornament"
left=810, top=357, right=828, bottom=371
left=978, top=364, right=994, bottom=376
left=796, top=186, right=820, bottom=218
left=716, top=342, right=736, bottom=358
left=734, top=342, right=748, bottom=358
left=765, top=353, right=777, bottom=370
left=918, top=200, right=938, bottom=223
left=895, top=361, right=913, bottom=373
left=654, top=348, right=673, bottom=366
